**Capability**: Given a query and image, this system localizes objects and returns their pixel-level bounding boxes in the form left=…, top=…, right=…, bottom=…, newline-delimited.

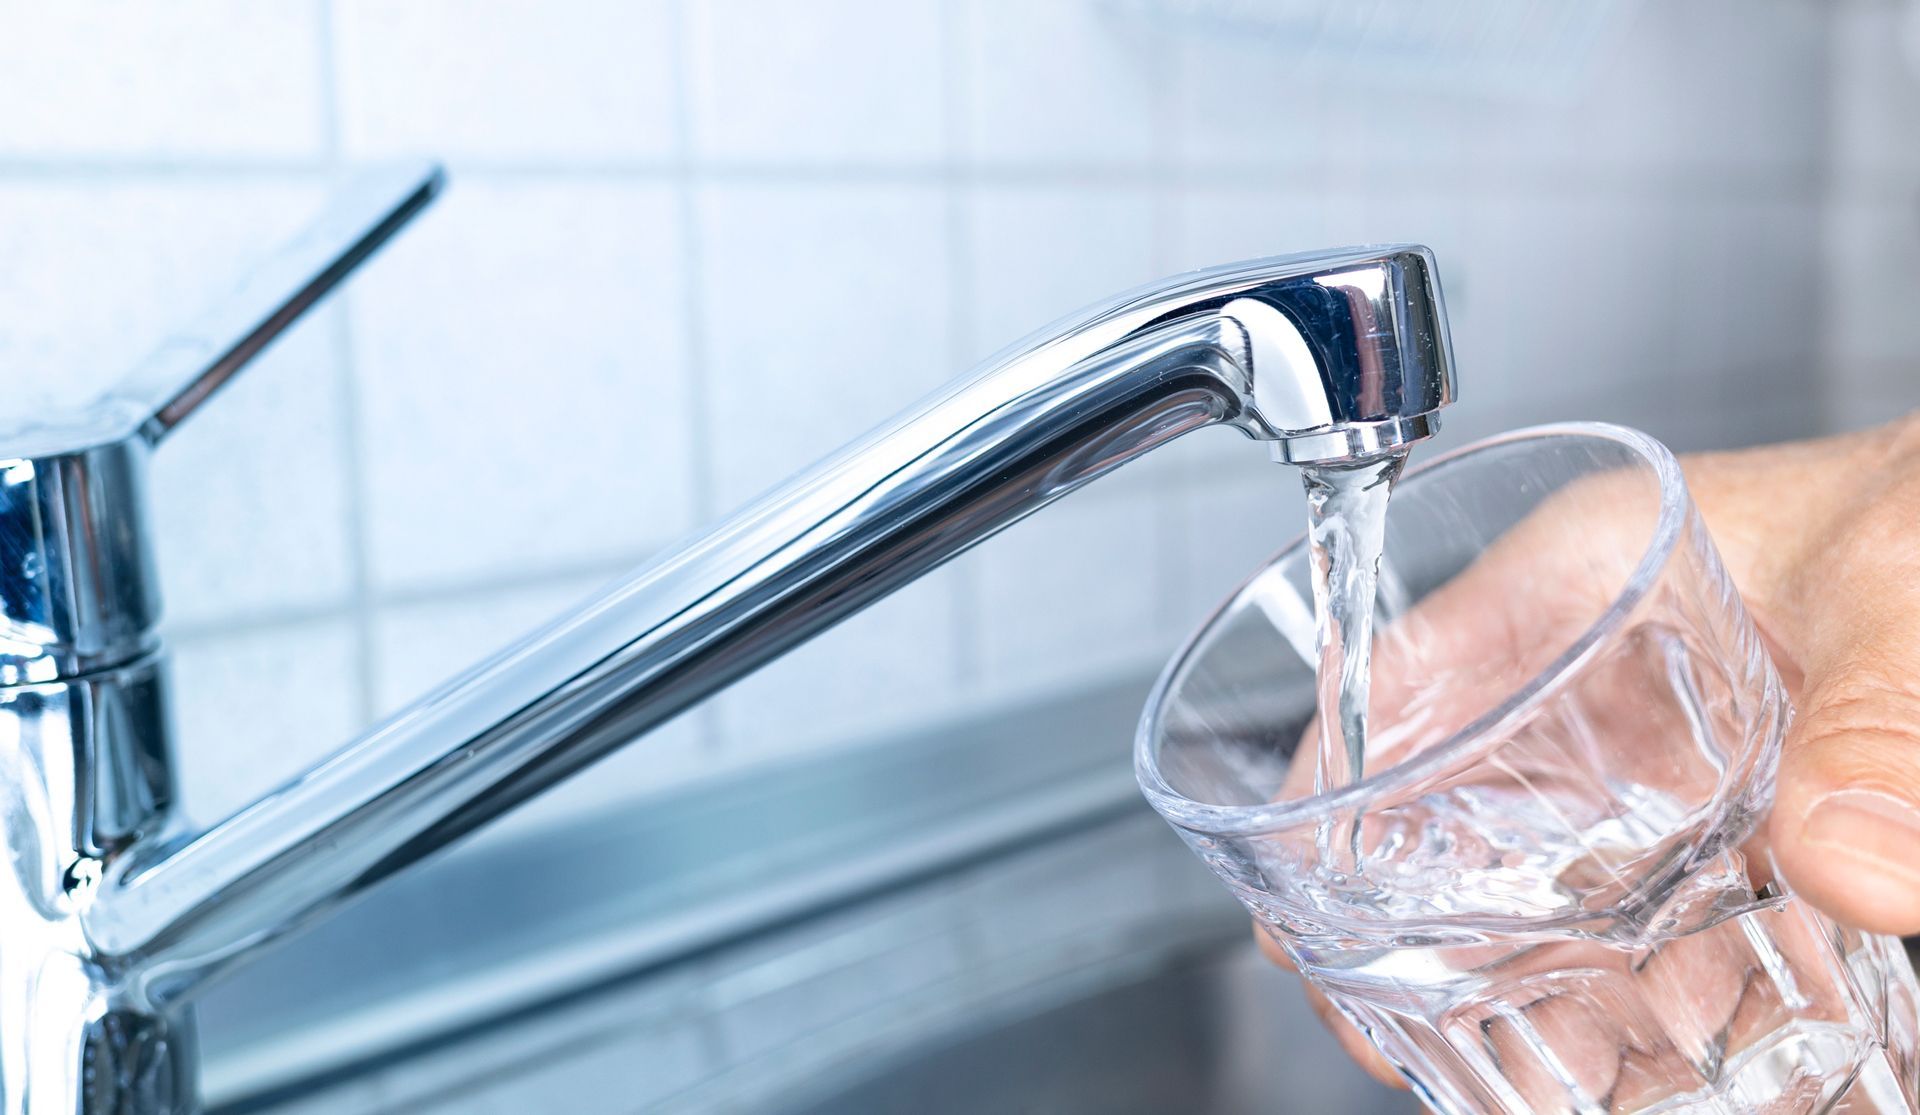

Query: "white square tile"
left=959, top=0, right=1158, bottom=165
left=1704, top=0, right=1827, bottom=177
left=350, top=177, right=696, bottom=591
left=1830, top=1, right=1920, bottom=184
left=1328, top=91, right=1494, bottom=180
left=1167, top=186, right=1351, bottom=274
left=1719, top=197, right=1821, bottom=378
left=0, top=3, right=323, bottom=158
left=334, top=0, right=677, bottom=161
left=169, top=618, right=363, bottom=826
left=1828, top=361, right=1920, bottom=435
left=1824, top=196, right=1920, bottom=371
left=0, top=179, right=327, bottom=421
left=966, top=184, right=1156, bottom=358
left=1167, top=472, right=1303, bottom=636
left=1352, top=188, right=1492, bottom=404
left=695, top=181, right=950, bottom=507
left=152, top=310, right=356, bottom=628
left=967, top=485, right=1169, bottom=693
left=1479, top=4, right=1714, bottom=179
left=687, top=0, right=945, bottom=165
left=714, top=567, right=960, bottom=761
left=1168, top=34, right=1327, bottom=172
left=1473, top=193, right=1679, bottom=419
left=0, top=178, right=356, bottom=627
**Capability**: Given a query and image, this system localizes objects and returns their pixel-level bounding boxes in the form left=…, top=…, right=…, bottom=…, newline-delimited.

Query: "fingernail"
left=1801, top=789, right=1920, bottom=881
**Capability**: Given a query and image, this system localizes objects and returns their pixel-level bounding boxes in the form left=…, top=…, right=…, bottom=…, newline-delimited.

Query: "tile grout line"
left=314, top=0, right=381, bottom=728
left=666, top=0, right=727, bottom=757
left=941, top=0, right=984, bottom=689
left=0, top=156, right=1843, bottom=204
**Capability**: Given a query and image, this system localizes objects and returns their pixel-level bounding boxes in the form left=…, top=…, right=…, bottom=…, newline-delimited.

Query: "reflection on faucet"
left=0, top=163, right=1453, bottom=1114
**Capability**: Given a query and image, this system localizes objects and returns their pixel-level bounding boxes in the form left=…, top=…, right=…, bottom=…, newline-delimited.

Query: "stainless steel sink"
left=771, top=940, right=1416, bottom=1115
left=194, top=690, right=1420, bottom=1114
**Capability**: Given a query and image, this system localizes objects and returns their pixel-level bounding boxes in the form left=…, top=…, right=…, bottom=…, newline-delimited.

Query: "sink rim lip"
left=199, top=673, right=1162, bottom=1109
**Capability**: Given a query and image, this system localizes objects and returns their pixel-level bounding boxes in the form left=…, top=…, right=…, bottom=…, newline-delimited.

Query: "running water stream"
left=1302, top=450, right=1408, bottom=796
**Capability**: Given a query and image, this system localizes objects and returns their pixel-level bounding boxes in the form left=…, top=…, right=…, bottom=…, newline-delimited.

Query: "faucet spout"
left=90, top=246, right=1456, bottom=999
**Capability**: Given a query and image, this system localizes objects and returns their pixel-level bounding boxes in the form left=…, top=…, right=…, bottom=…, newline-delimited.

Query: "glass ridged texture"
left=1137, top=424, right=1920, bottom=1114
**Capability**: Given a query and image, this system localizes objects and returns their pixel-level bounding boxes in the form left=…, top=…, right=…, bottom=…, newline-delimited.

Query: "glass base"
left=1339, top=899, right=1920, bottom=1115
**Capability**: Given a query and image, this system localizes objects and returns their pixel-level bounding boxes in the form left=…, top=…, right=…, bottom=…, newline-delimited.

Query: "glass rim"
left=1134, top=421, right=1691, bottom=837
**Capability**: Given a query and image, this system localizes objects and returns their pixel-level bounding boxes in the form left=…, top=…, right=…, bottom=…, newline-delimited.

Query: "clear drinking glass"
left=1137, top=423, right=1920, bottom=1114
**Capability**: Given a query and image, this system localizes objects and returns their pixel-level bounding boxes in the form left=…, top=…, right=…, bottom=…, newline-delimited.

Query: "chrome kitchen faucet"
left=0, top=164, right=1454, bottom=1114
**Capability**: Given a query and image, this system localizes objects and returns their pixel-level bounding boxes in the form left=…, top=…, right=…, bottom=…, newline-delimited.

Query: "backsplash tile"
left=695, top=180, right=951, bottom=507
left=152, top=312, right=357, bottom=629
left=350, top=177, right=695, bottom=592
left=1823, top=195, right=1920, bottom=431
left=334, top=0, right=678, bottom=162
left=967, top=480, right=1171, bottom=693
left=0, top=2, right=323, bottom=159
left=1830, top=1, right=1920, bottom=185
left=1166, top=185, right=1350, bottom=276
left=1167, top=32, right=1326, bottom=172
left=370, top=574, right=618, bottom=716
left=0, top=178, right=325, bottom=415
left=965, top=183, right=1157, bottom=358
left=715, top=568, right=961, bottom=761
left=169, top=617, right=363, bottom=827
left=1167, top=471, right=1304, bottom=635
left=957, top=0, right=1160, bottom=165
left=687, top=0, right=946, bottom=165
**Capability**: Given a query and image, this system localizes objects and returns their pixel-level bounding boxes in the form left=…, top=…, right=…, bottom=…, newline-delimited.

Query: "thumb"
left=1767, top=515, right=1920, bottom=936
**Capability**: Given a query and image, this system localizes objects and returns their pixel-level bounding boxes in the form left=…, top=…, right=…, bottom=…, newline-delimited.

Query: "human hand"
left=1271, top=414, right=1920, bottom=1090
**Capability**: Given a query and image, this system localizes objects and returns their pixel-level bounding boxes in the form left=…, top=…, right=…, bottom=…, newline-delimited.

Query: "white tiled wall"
left=0, top=0, right=1868, bottom=829
left=1823, top=0, right=1920, bottom=432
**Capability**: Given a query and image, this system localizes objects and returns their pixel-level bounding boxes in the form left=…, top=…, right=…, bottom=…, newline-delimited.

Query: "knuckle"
left=1838, top=498, right=1920, bottom=577
left=1796, top=672, right=1920, bottom=771
left=1879, top=409, right=1920, bottom=463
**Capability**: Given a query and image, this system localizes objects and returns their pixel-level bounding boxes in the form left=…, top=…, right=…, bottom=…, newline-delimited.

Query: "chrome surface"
left=199, top=677, right=1154, bottom=1107
left=778, top=942, right=1412, bottom=1115
left=0, top=164, right=444, bottom=685
left=0, top=160, right=1454, bottom=1113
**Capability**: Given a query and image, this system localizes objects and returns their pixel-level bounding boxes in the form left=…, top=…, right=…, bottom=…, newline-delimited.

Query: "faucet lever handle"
left=112, top=161, right=444, bottom=445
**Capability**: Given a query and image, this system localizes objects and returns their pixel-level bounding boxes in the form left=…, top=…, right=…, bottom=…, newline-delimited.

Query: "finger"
left=1254, top=927, right=1402, bottom=1086
left=1264, top=464, right=1646, bottom=805
left=1765, top=419, right=1920, bottom=934
left=1301, top=982, right=1406, bottom=1089
left=1254, top=923, right=1296, bottom=971
left=1771, top=626, right=1920, bottom=932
